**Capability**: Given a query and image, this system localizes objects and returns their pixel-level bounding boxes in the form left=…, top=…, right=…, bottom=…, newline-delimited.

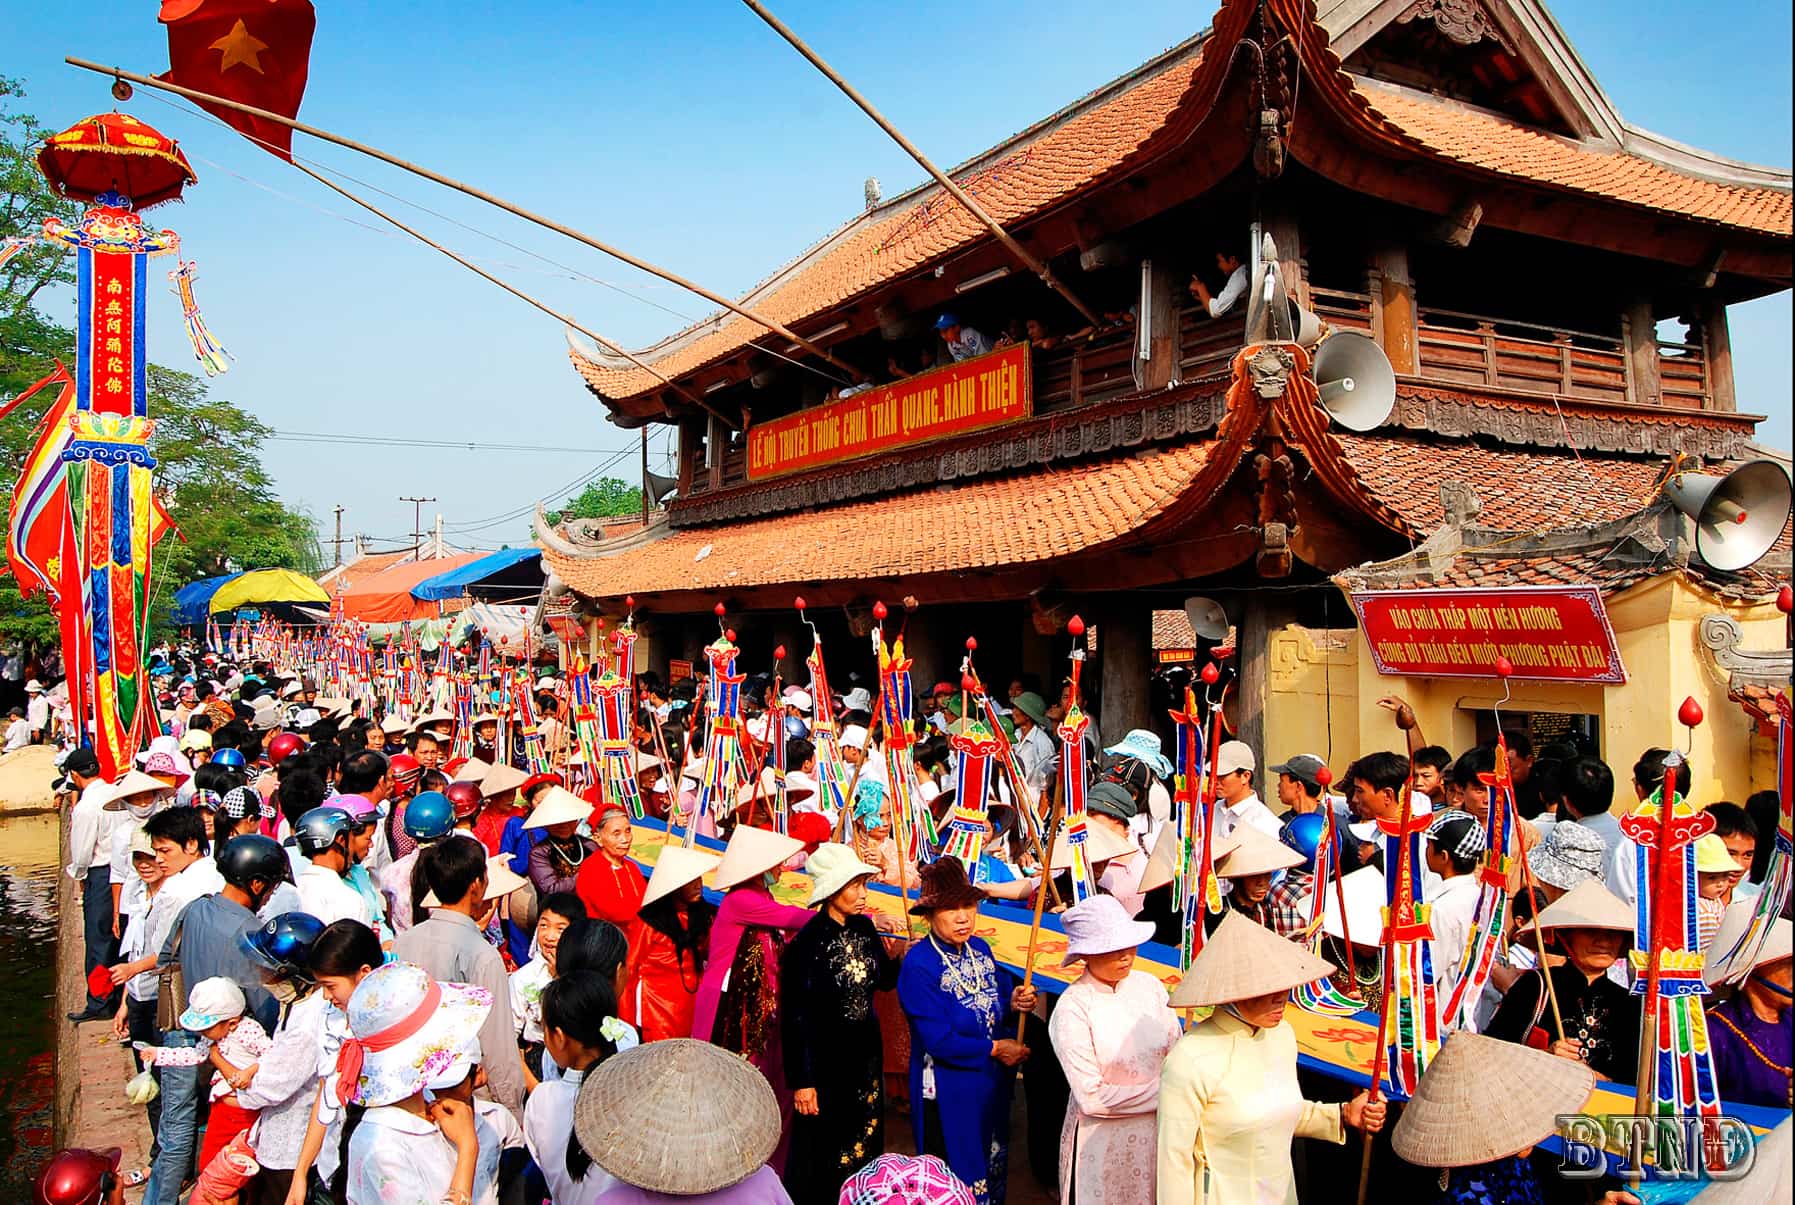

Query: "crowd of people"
left=32, top=643, right=1792, bottom=1205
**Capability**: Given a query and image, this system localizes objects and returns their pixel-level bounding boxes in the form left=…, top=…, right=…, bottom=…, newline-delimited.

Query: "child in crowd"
left=110, top=827, right=166, bottom=1189
left=135, top=977, right=274, bottom=1204
left=511, top=891, right=588, bottom=1081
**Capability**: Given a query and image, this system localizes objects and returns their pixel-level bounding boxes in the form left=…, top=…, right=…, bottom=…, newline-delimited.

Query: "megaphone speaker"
left=1310, top=333, right=1396, bottom=432
left=1183, top=596, right=1230, bottom=641
left=1661, top=459, right=1792, bottom=572
left=644, top=470, right=680, bottom=507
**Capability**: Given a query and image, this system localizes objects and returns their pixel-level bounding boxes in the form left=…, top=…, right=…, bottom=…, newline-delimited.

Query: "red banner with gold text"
left=1349, top=586, right=1627, bottom=684
left=746, top=342, right=1031, bottom=480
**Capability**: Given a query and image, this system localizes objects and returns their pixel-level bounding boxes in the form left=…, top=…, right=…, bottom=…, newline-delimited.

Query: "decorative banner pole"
left=1056, top=615, right=1099, bottom=904
left=1621, top=697, right=1720, bottom=1168
left=873, top=600, right=929, bottom=860
left=688, top=603, right=748, bottom=848
left=768, top=642, right=790, bottom=834
left=796, top=596, right=855, bottom=834
left=939, top=701, right=1001, bottom=876
left=7, top=113, right=219, bottom=776
left=962, top=641, right=1056, bottom=901
left=1293, top=765, right=1365, bottom=1016
left=1167, top=676, right=1220, bottom=970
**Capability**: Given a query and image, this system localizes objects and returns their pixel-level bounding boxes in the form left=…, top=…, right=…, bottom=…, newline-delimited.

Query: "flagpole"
left=287, top=162, right=731, bottom=427
left=64, top=57, right=863, bottom=385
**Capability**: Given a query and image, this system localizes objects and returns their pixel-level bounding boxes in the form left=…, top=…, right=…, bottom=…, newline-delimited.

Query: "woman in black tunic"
left=1485, top=879, right=1640, bottom=1083
left=780, top=842, right=903, bottom=1205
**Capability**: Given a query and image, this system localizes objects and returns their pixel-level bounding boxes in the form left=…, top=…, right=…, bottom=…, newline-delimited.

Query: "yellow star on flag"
left=211, top=19, right=269, bottom=74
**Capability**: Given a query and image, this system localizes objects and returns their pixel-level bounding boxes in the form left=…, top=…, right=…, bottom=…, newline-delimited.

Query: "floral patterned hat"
left=840, top=1154, right=975, bottom=1205
left=338, top=962, right=491, bottom=1107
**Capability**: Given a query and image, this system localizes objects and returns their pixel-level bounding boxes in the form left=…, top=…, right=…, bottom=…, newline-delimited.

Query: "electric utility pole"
left=399, top=496, right=436, bottom=556
left=330, top=504, right=347, bottom=567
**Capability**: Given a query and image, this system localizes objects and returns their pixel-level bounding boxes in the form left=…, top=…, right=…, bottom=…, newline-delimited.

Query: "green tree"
left=548, top=476, right=643, bottom=524
left=0, top=79, right=321, bottom=646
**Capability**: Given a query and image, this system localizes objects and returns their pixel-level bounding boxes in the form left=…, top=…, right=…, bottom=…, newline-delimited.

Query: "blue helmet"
left=293, top=806, right=354, bottom=856
left=1279, top=812, right=1329, bottom=867
left=782, top=715, right=809, bottom=741
left=404, top=791, right=455, bottom=842
left=240, top=911, right=325, bottom=978
left=210, top=747, right=248, bottom=769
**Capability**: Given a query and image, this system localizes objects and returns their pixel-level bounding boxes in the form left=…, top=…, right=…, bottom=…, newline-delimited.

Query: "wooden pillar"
left=1237, top=592, right=1302, bottom=782
left=1373, top=246, right=1416, bottom=374
left=705, top=415, right=725, bottom=492
left=1624, top=300, right=1663, bottom=406
left=1096, top=600, right=1152, bottom=744
left=1700, top=301, right=1736, bottom=412
left=1135, top=258, right=1181, bottom=391
left=1262, top=211, right=1308, bottom=311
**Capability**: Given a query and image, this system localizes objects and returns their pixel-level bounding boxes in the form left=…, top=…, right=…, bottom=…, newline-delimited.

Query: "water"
left=0, top=812, right=59, bottom=1195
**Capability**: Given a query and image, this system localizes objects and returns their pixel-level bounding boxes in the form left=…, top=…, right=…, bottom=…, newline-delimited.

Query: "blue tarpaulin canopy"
left=410, top=548, right=541, bottom=602
left=170, top=573, right=242, bottom=626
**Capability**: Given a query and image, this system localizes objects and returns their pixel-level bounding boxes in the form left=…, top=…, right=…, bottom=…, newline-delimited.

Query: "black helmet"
left=216, top=833, right=289, bottom=891
left=241, top=911, right=325, bottom=979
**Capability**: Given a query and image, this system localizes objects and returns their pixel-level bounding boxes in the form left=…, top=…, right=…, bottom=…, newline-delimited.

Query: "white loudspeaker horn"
left=1661, top=459, right=1792, bottom=572
left=1183, top=596, right=1230, bottom=641
left=1310, top=333, right=1396, bottom=432
left=1244, top=234, right=1324, bottom=350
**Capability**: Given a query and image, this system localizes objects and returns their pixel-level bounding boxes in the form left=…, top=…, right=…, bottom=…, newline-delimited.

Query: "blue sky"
left=8, top=0, right=1790, bottom=555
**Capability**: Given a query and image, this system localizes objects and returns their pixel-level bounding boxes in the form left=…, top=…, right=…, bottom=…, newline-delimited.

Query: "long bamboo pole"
left=1016, top=799, right=1064, bottom=1042
left=288, top=162, right=737, bottom=429
left=738, top=1, right=1103, bottom=327
left=66, top=58, right=864, bottom=388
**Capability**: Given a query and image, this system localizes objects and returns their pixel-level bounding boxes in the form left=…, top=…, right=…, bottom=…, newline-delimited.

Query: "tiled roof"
left=571, top=44, right=1208, bottom=404
left=540, top=442, right=1214, bottom=599
left=1152, top=610, right=1197, bottom=650
left=1359, top=83, right=1792, bottom=236
left=1334, top=435, right=1661, bottom=531
left=573, top=0, right=1789, bottom=407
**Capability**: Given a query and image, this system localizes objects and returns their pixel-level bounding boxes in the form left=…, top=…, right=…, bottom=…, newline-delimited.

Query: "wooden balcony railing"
left=1033, top=324, right=1141, bottom=414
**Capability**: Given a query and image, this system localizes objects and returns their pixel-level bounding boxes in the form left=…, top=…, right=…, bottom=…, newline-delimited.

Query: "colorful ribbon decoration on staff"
left=801, top=610, right=854, bottom=828
left=1057, top=617, right=1097, bottom=905
left=168, top=260, right=230, bottom=376
left=1167, top=684, right=1222, bottom=969
left=1712, top=692, right=1793, bottom=982
left=875, top=609, right=931, bottom=858
left=940, top=719, right=1002, bottom=877
left=689, top=630, right=747, bottom=846
left=1293, top=801, right=1363, bottom=1016
left=1374, top=785, right=1440, bottom=1097
left=595, top=661, right=643, bottom=819
left=1621, top=760, right=1722, bottom=1130
left=1440, top=735, right=1520, bottom=1030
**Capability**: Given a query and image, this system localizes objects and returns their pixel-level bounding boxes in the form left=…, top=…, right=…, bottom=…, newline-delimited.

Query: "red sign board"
left=746, top=342, right=1032, bottom=480
left=1349, top=586, right=1627, bottom=685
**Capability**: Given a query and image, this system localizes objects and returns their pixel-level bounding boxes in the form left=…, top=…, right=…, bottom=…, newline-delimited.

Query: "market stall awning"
left=170, top=573, right=242, bottom=626
left=410, top=548, right=541, bottom=602
left=335, top=551, right=487, bottom=623
left=208, top=568, right=330, bottom=614
left=450, top=601, right=556, bottom=651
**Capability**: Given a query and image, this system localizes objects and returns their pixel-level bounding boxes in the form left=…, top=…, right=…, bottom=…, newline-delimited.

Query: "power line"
left=268, top=430, right=627, bottom=454
left=441, top=445, right=639, bottom=534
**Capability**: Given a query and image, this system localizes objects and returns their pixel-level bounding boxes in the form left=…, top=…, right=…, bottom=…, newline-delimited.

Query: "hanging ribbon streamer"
left=689, top=628, right=747, bottom=846
left=874, top=604, right=930, bottom=857
left=799, top=598, right=854, bottom=828
left=1441, top=736, right=1520, bottom=1029
left=1056, top=616, right=1098, bottom=904
left=1293, top=801, right=1363, bottom=1016
left=168, top=261, right=230, bottom=376
left=1621, top=754, right=1721, bottom=1136
left=940, top=719, right=1001, bottom=876
left=1712, top=692, right=1793, bottom=980
left=1167, top=684, right=1223, bottom=968
left=1375, top=784, right=1441, bottom=1097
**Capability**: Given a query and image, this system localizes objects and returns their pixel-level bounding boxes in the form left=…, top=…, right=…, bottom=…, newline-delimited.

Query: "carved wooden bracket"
left=1397, top=0, right=1515, bottom=53
left=1698, top=613, right=1793, bottom=690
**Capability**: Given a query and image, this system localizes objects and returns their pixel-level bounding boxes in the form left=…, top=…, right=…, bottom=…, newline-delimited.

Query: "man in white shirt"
left=1215, top=741, right=1283, bottom=841
left=840, top=724, right=888, bottom=791
left=1606, top=748, right=1689, bottom=906
left=61, top=748, right=125, bottom=1020
left=934, top=312, right=994, bottom=362
left=25, top=679, right=50, bottom=742
left=105, top=805, right=227, bottom=997
left=1188, top=250, right=1248, bottom=318
left=4, top=707, right=29, bottom=752
left=292, top=807, right=371, bottom=926
left=1008, top=692, right=1059, bottom=802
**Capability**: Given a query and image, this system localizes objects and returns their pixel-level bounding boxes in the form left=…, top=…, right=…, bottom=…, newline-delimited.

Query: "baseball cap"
left=178, top=976, right=247, bottom=1031
left=52, top=747, right=102, bottom=790
left=1215, top=741, right=1256, bottom=777
left=1268, top=753, right=1327, bottom=787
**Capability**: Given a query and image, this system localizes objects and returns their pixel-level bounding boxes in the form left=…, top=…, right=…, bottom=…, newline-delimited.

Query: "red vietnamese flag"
left=160, top=0, right=316, bottom=161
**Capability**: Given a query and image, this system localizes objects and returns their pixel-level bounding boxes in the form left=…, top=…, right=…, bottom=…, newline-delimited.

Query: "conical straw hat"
left=574, top=1038, right=780, bottom=1194
left=452, top=757, right=492, bottom=785
left=521, top=785, right=591, bottom=830
left=641, top=846, right=722, bottom=908
left=1392, top=1031, right=1596, bottom=1167
left=1692, top=1116, right=1790, bottom=1205
left=1704, top=912, right=1793, bottom=987
left=1308, top=865, right=1385, bottom=945
left=1138, top=826, right=1240, bottom=895
left=1049, top=821, right=1137, bottom=870
left=481, top=762, right=529, bottom=798
left=1169, top=910, right=1335, bottom=1007
left=1215, top=824, right=1303, bottom=878
left=713, top=824, right=804, bottom=890
left=1517, top=878, right=1633, bottom=936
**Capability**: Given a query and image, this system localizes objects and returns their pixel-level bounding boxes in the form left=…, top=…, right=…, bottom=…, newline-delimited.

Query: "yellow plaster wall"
left=1263, top=576, right=1786, bottom=804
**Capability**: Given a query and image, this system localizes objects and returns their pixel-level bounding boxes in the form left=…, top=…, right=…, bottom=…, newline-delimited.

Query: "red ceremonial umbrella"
left=36, top=112, right=197, bottom=209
